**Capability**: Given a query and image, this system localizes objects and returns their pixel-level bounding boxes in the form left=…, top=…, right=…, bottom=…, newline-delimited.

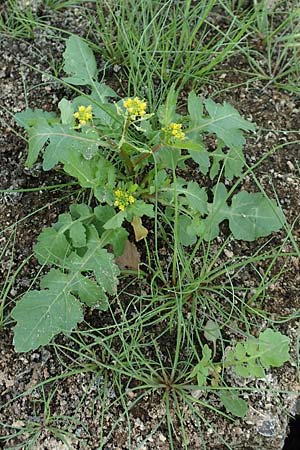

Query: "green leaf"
left=157, top=84, right=178, bottom=126
left=71, top=273, right=108, bottom=308
left=58, top=98, right=74, bottom=125
left=53, top=212, right=73, bottom=231
left=224, top=146, right=245, bottom=180
left=161, top=180, right=207, bottom=216
left=80, top=128, right=101, bottom=160
left=203, top=98, right=256, bottom=149
left=25, top=119, right=51, bottom=167
left=95, top=159, right=116, bottom=187
left=209, top=147, right=225, bottom=180
left=203, top=183, right=229, bottom=241
left=225, top=330, right=290, bottom=379
left=104, top=211, right=126, bottom=230
left=246, top=361, right=265, bottom=378
left=185, top=92, right=211, bottom=174
left=34, top=228, right=71, bottom=265
left=186, top=216, right=206, bottom=239
left=94, top=205, right=115, bottom=223
left=188, top=91, right=203, bottom=124
left=24, top=120, right=102, bottom=171
left=41, top=267, right=108, bottom=310
left=127, top=200, right=155, bottom=220
left=63, top=36, right=97, bottom=86
left=226, top=338, right=265, bottom=378
left=91, top=81, right=117, bottom=103
left=209, top=146, right=245, bottom=180
left=94, top=187, right=115, bottom=204
left=228, top=192, right=284, bottom=241
left=66, top=243, right=119, bottom=296
left=149, top=169, right=169, bottom=194
left=202, top=186, right=284, bottom=242
left=11, top=288, right=83, bottom=352
left=219, top=391, right=249, bottom=418
left=70, top=203, right=92, bottom=219
left=94, top=206, right=128, bottom=255
left=43, top=125, right=103, bottom=170
left=259, top=329, right=290, bottom=368
left=188, top=146, right=210, bottom=176
left=20, top=111, right=107, bottom=171
left=160, top=177, right=185, bottom=205
left=171, top=140, right=208, bottom=172
left=15, top=109, right=56, bottom=131
left=12, top=204, right=122, bottom=352
left=189, top=344, right=212, bottom=386
left=69, top=222, right=87, bottom=248
left=204, top=320, right=221, bottom=344
left=155, top=145, right=182, bottom=169
left=185, top=181, right=208, bottom=214
left=178, top=215, right=197, bottom=246
left=107, top=228, right=128, bottom=256
left=62, top=150, right=106, bottom=190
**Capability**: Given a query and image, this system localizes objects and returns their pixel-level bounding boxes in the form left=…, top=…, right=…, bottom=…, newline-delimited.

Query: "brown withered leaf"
left=115, top=240, right=141, bottom=270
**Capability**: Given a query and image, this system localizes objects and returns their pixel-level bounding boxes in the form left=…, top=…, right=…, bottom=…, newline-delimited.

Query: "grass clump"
left=87, top=0, right=252, bottom=108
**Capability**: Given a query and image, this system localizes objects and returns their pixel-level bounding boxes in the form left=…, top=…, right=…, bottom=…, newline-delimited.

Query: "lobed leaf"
left=189, top=344, right=212, bottom=386
left=11, top=288, right=83, bottom=353
left=209, top=146, right=245, bottom=180
left=226, top=329, right=290, bottom=379
left=66, top=240, right=119, bottom=296
left=203, top=98, right=256, bottom=149
left=184, top=181, right=208, bottom=214
left=228, top=191, right=285, bottom=241
left=203, top=183, right=229, bottom=241
left=258, top=328, right=290, bottom=368
left=13, top=212, right=121, bottom=351
left=34, top=228, right=71, bottom=266
left=62, top=35, right=97, bottom=86
left=15, top=109, right=56, bottom=131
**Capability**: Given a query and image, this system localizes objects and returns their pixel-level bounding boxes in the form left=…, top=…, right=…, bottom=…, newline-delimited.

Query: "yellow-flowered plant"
left=114, top=189, right=135, bottom=211
left=74, top=105, right=93, bottom=126
left=123, top=97, right=147, bottom=120
left=13, top=37, right=288, bottom=410
left=162, top=122, right=185, bottom=141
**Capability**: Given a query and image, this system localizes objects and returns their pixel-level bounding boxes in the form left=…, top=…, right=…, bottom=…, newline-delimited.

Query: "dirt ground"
left=0, top=3, right=299, bottom=450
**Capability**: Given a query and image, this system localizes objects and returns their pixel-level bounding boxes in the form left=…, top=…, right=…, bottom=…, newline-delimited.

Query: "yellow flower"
left=162, top=122, right=185, bottom=141
left=114, top=189, right=135, bottom=211
left=123, top=97, right=147, bottom=120
left=74, top=105, right=93, bottom=126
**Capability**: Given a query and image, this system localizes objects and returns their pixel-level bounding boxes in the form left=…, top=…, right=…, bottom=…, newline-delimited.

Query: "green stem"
left=171, top=166, right=179, bottom=286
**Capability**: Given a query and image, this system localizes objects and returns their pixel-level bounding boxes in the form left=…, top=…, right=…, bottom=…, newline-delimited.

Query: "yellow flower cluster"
left=114, top=189, right=135, bottom=211
left=74, top=105, right=93, bottom=126
left=123, top=97, right=147, bottom=120
left=162, top=122, right=185, bottom=141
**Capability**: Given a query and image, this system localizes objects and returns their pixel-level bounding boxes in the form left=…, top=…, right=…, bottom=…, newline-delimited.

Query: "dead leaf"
left=131, top=216, right=148, bottom=241
left=115, top=240, right=141, bottom=270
